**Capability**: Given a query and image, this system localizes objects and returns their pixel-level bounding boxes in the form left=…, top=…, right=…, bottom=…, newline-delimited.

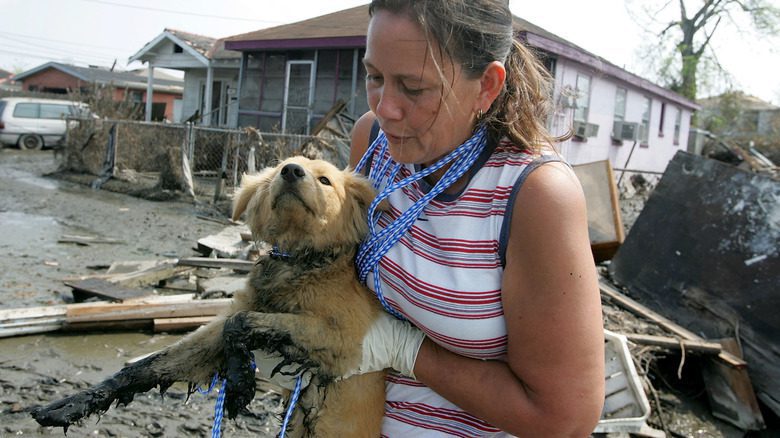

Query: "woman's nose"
left=374, top=87, right=403, bottom=121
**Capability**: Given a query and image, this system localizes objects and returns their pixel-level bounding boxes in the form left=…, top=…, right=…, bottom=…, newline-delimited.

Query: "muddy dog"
left=32, top=156, right=387, bottom=436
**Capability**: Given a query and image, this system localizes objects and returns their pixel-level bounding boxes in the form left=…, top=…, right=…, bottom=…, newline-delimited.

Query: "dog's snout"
left=281, top=163, right=306, bottom=183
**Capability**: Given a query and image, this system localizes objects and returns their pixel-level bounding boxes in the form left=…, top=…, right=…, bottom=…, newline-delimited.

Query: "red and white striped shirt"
left=365, top=137, right=559, bottom=437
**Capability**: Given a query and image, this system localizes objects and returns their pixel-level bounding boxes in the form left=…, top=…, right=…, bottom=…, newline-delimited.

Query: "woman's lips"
left=385, top=133, right=408, bottom=144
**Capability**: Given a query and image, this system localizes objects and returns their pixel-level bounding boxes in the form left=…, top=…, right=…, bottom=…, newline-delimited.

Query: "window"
left=640, top=97, right=651, bottom=145
left=13, top=103, right=38, bottom=118
left=39, top=104, right=70, bottom=119
left=573, top=74, right=591, bottom=122
left=174, top=44, right=183, bottom=54
left=673, top=107, right=682, bottom=145
left=611, top=88, right=627, bottom=143
left=613, top=88, right=626, bottom=122
left=658, top=102, right=666, bottom=137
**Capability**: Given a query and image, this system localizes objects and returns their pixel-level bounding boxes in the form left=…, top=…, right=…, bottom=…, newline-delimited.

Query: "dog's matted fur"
left=31, top=156, right=387, bottom=436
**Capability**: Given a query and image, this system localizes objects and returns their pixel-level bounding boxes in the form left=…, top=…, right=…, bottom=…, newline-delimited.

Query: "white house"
left=525, top=27, right=699, bottom=173
left=128, top=29, right=241, bottom=126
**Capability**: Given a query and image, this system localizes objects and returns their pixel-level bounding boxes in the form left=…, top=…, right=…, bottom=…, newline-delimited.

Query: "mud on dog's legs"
left=31, top=316, right=229, bottom=429
left=222, top=311, right=331, bottom=418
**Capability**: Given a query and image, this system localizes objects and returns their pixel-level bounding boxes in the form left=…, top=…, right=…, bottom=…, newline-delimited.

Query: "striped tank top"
left=363, top=134, right=559, bottom=437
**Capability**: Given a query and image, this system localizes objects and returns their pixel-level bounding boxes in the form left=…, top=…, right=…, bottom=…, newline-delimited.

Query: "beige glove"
left=252, top=350, right=312, bottom=391
left=348, top=311, right=426, bottom=379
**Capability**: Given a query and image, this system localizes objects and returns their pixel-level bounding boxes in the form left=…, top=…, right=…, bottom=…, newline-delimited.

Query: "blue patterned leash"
left=199, top=356, right=261, bottom=438
left=355, top=125, right=488, bottom=320
left=278, top=375, right=304, bottom=437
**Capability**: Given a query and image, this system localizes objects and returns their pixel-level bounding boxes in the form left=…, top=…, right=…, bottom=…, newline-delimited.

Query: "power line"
left=0, top=35, right=121, bottom=63
left=79, top=0, right=283, bottom=25
left=0, top=48, right=107, bottom=65
left=0, top=31, right=136, bottom=53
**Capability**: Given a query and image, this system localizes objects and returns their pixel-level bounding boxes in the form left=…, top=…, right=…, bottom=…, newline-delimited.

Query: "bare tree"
left=630, top=0, right=779, bottom=100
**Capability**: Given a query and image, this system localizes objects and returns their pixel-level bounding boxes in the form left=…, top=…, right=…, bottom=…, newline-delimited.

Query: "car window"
left=40, top=104, right=71, bottom=119
left=0, top=100, right=6, bottom=116
left=13, top=103, right=39, bottom=118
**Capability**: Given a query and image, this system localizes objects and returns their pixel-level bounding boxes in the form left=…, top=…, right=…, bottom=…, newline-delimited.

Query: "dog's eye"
left=318, top=176, right=331, bottom=186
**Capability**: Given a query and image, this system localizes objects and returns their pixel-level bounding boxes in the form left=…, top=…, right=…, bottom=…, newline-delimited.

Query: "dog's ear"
left=232, top=170, right=272, bottom=221
left=343, top=170, right=378, bottom=240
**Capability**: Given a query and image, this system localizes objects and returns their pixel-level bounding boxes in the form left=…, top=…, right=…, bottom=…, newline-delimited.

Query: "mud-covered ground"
left=1, top=147, right=776, bottom=438
left=0, top=148, right=283, bottom=437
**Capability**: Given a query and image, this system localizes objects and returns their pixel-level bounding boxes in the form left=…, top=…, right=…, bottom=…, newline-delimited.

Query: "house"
left=128, top=28, right=242, bottom=126
left=0, top=68, right=21, bottom=91
left=698, top=91, right=780, bottom=138
left=12, top=62, right=184, bottom=121
left=220, top=5, right=698, bottom=173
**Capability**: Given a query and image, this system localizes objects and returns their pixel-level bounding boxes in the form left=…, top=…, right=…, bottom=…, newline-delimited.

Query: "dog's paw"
left=223, top=340, right=256, bottom=419
left=31, top=354, right=164, bottom=429
left=31, top=387, right=110, bottom=429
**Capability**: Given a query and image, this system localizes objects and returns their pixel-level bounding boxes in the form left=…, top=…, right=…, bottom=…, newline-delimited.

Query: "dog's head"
left=232, top=156, right=377, bottom=251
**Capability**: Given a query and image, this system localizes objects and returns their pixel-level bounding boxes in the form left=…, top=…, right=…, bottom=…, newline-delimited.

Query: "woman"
left=349, top=0, right=605, bottom=436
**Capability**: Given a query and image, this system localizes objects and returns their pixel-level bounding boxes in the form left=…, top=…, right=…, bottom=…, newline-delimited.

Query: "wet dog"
left=32, top=156, right=387, bottom=436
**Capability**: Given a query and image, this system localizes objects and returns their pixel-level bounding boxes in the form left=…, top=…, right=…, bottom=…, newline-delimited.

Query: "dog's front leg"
left=222, top=311, right=338, bottom=418
left=32, top=316, right=229, bottom=429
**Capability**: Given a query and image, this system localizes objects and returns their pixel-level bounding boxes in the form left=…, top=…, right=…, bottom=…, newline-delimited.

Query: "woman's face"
left=363, top=10, right=483, bottom=165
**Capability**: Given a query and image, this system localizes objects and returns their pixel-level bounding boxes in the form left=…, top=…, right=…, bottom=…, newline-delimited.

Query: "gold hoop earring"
left=476, top=109, right=484, bottom=120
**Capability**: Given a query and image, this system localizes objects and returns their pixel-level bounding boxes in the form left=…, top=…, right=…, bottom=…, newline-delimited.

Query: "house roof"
left=129, top=28, right=241, bottom=65
left=225, top=5, right=369, bottom=50
left=12, top=62, right=183, bottom=93
left=0, top=68, right=12, bottom=80
left=224, top=4, right=697, bottom=110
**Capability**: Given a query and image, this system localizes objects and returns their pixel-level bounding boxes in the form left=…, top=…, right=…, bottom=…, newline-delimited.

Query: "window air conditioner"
left=573, top=121, right=599, bottom=138
left=612, top=121, right=640, bottom=141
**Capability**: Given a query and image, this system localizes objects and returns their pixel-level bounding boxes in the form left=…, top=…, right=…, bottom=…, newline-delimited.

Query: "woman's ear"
left=477, top=61, right=507, bottom=112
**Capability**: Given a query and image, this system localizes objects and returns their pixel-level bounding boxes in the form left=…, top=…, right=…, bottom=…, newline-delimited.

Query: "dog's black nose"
left=281, top=163, right=306, bottom=183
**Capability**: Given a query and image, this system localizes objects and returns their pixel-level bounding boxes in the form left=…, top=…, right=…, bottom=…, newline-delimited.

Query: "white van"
left=0, top=97, right=90, bottom=150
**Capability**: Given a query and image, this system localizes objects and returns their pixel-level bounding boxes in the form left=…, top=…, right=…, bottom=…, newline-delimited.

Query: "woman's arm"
left=413, top=161, right=605, bottom=437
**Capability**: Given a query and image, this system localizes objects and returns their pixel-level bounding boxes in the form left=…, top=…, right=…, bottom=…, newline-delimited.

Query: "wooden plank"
left=599, top=277, right=746, bottom=368
left=0, top=294, right=210, bottom=338
left=702, top=338, right=765, bottom=430
left=572, top=160, right=625, bottom=262
left=65, top=278, right=150, bottom=302
left=153, top=316, right=213, bottom=332
left=177, top=257, right=254, bottom=272
left=58, top=234, right=125, bottom=245
left=624, top=333, right=723, bottom=354
left=65, top=299, right=231, bottom=323
left=0, top=305, right=67, bottom=321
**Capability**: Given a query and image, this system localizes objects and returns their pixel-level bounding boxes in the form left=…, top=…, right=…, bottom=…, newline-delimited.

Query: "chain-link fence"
left=61, top=118, right=318, bottom=204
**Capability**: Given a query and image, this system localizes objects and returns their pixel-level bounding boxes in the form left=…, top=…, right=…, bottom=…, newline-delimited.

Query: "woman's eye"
left=366, top=74, right=383, bottom=84
left=402, top=84, right=423, bottom=96
left=318, top=176, right=331, bottom=186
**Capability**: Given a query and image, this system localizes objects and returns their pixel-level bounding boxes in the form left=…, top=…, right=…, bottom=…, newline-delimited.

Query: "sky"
left=1, top=0, right=777, bottom=104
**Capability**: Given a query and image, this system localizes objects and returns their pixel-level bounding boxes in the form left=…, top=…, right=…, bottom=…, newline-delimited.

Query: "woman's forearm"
left=414, top=338, right=599, bottom=437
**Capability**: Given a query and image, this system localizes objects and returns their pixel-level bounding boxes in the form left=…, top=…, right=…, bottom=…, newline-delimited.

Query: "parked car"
left=0, top=97, right=91, bottom=150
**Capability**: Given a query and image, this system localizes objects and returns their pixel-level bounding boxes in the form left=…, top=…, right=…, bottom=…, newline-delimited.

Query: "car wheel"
left=18, top=134, right=44, bottom=150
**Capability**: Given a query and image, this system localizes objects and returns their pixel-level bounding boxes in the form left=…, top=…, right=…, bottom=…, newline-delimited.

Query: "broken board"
left=609, top=151, right=780, bottom=421
left=65, top=278, right=149, bottom=302
left=572, top=160, right=625, bottom=262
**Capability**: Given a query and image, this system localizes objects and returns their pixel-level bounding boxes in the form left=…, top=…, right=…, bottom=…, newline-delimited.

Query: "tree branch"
left=695, top=16, right=723, bottom=57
